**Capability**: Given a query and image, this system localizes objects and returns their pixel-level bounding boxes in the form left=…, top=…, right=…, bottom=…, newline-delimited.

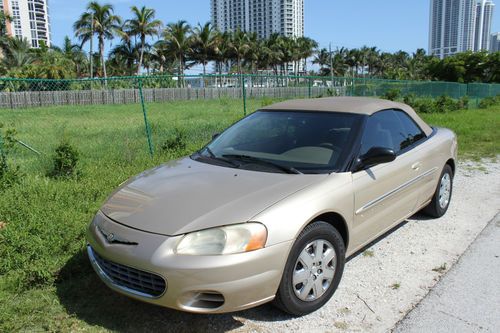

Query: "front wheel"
left=274, top=221, right=345, bottom=316
left=423, top=164, right=453, bottom=218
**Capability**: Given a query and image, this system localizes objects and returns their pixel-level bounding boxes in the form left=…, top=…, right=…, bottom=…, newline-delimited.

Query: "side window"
left=393, top=111, right=427, bottom=150
left=360, top=110, right=400, bottom=155
left=360, top=110, right=426, bottom=156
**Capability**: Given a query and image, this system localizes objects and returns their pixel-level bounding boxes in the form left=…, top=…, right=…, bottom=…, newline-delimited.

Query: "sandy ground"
left=211, top=159, right=500, bottom=333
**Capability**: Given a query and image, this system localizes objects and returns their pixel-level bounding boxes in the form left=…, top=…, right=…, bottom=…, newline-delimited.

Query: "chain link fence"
left=0, top=74, right=499, bottom=159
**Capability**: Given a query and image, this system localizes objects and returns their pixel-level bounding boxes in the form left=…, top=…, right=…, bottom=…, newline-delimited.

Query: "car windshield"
left=193, top=110, right=363, bottom=174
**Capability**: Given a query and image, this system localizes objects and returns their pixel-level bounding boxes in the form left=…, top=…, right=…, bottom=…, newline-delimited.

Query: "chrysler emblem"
left=97, top=225, right=138, bottom=245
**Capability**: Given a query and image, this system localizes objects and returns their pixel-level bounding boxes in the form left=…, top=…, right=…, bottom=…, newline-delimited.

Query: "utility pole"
left=329, top=43, right=334, bottom=88
left=90, top=13, right=94, bottom=79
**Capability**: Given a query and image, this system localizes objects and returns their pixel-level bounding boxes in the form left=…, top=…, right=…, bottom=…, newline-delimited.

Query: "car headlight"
left=175, top=223, right=267, bottom=255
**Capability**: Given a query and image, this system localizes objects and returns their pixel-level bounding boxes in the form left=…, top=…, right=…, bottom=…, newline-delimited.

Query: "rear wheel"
left=423, top=164, right=453, bottom=218
left=274, top=221, right=345, bottom=316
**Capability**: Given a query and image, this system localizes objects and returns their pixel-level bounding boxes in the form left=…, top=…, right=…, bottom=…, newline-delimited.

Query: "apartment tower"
left=429, top=0, right=477, bottom=58
left=475, top=0, right=495, bottom=50
left=490, top=32, right=500, bottom=51
left=211, top=0, right=304, bottom=40
left=0, top=0, right=51, bottom=48
left=429, top=0, right=496, bottom=58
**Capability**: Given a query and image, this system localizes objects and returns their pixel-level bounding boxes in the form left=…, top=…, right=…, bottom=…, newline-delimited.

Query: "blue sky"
left=51, top=0, right=500, bottom=53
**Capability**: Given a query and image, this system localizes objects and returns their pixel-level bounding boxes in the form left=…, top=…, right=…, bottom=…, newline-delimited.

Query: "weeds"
left=390, top=282, right=401, bottom=290
left=160, top=128, right=187, bottom=152
left=432, top=263, right=447, bottom=273
left=334, top=321, right=349, bottom=330
left=0, top=124, right=21, bottom=190
left=382, top=88, right=401, bottom=101
left=363, top=250, right=375, bottom=257
left=478, top=95, right=500, bottom=109
left=48, top=140, right=79, bottom=178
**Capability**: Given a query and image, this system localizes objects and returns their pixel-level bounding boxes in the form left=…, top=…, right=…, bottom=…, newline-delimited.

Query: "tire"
left=423, top=164, right=453, bottom=218
left=274, top=221, right=345, bottom=316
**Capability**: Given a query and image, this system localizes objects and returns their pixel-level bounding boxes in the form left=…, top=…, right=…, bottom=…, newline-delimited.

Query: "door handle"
left=411, top=162, right=422, bottom=170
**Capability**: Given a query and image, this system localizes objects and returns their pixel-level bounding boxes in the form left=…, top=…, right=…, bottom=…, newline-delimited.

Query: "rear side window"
left=393, top=111, right=427, bottom=150
left=360, top=110, right=426, bottom=155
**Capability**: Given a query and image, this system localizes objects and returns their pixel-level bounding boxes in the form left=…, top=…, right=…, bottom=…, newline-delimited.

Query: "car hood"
left=101, top=157, right=327, bottom=236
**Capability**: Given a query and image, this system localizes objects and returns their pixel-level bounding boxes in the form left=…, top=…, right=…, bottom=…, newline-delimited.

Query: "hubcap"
left=438, top=173, right=451, bottom=209
left=292, top=239, right=336, bottom=302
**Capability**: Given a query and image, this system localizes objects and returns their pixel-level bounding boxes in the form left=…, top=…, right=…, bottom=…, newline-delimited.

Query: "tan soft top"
left=261, top=97, right=433, bottom=136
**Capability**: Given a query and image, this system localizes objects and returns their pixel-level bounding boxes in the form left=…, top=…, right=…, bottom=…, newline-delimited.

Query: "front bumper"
left=86, top=211, right=293, bottom=313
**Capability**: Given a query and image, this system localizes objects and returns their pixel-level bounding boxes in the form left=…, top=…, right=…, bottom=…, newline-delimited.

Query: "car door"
left=350, top=110, right=426, bottom=249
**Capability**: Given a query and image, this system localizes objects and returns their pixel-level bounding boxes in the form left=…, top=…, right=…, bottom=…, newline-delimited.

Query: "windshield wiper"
left=222, top=154, right=302, bottom=174
left=195, top=147, right=240, bottom=167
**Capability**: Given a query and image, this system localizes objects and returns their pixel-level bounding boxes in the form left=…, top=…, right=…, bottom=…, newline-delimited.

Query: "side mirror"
left=212, top=133, right=220, bottom=140
left=355, top=147, right=396, bottom=171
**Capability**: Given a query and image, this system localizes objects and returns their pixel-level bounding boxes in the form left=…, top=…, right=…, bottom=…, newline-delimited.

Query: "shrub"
left=435, top=95, right=462, bottom=112
left=260, top=97, right=274, bottom=107
left=160, top=128, right=187, bottom=153
left=408, top=97, right=437, bottom=113
left=48, top=141, right=79, bottom=178
left=0, top=124, right=21, bottom=190
left=382, top=88, right=401, bottom=101
left=458, top=95, right=470, bottom=109
left=403, top=93, right=417, bottom=106
left=478, top=95, right=500, bottom=109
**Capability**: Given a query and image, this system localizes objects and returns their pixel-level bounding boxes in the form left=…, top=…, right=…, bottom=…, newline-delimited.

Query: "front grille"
left=89, top=246, right=166, bottom=297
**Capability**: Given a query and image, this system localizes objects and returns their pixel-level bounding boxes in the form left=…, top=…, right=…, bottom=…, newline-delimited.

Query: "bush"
left=434, top=95, right=463, bottom=112
left=260, top=97, right=275, bottom=107
left=160, top=128, right=187, bottom=153
left=478, top=95, right=500, bottom=109
left=0, top=125, right=21, bottom=190
left=458, top=95, right=470, bottom=109
left=48, top=141, right=79, bottom=178
left=382, top=88, right=401, bottom=101
left=411, top=97, right=438, bottom=113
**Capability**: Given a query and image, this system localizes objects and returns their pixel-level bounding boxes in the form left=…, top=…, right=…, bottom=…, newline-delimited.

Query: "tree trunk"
left=138, top=35, right=145, bottom=76
left=202, top=61, right=206, bottom=88
left=99, top=36, right=107, bottom=81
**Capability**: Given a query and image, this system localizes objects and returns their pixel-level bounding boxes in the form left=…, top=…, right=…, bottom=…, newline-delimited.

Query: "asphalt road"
left=394, top=213, right=500, bottom=333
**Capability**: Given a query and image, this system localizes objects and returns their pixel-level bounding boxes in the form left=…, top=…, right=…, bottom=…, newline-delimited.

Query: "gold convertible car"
left=87, top=97, right=457, bottom=315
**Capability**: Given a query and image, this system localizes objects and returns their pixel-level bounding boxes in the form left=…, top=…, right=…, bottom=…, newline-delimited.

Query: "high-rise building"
left=211, top=0, right=304, bottom=40
left=490, top=32, right=500, bottom=51
left=428, top=0, right=477, bottom=58
left=429, top=0, right=495, bottom=58
left=0, top=0, right=51, bottom=48
left=474, top=0, right=495, bottom=51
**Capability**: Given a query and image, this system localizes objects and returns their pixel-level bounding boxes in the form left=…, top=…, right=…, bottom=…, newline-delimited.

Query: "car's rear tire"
left=273, top=221, right=345, bottom=316
left=423, top=164, right=453, bottom=218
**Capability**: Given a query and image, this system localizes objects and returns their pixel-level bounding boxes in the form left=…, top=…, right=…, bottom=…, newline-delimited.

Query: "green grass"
left=420, top=108, right=500, bottom=160
left=0, top=99, right=498, bottom=331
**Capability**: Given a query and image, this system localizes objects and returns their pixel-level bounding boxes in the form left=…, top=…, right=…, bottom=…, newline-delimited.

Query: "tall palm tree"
left=296, top=37, right=318, bottom=75
left=0, top=37, right=34, bottom=69
left=212, top=31, right=232, bottom=86
left=162, top=20, right=192, bottom=83
left=266, top=34, right=284, bottom=76
left=191, top=22, right=216, bottom=76
left=228, top=29, right=250, bottom=74
left=60, top=36, right=87, bottom=77
left=313, top=48, right=330, bottom=75
left=243, top=32, right=260, bottom=74
left=74, top=2, right=122, bottom=79
left=126, top=6, right=162, bottom=75
left=0, top=11, right=12, bottom=37
left=109, top=40, right=139, bottom=75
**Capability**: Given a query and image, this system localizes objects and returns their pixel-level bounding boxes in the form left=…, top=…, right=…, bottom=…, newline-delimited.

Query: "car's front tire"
left=423, top=164, right=453, bottom=218
left=274, top=221, right=345, bottom=316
